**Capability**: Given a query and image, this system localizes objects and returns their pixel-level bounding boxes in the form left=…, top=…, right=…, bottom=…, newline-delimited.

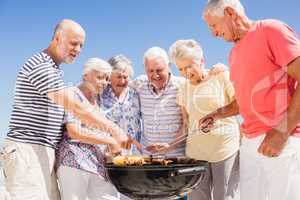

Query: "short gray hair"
left=203, top=0, right=245, bottom=17
left=169, top=39, right=204, bottom=65
left=108, top=54, right=134, bottom=77
left=143, top=47, right=170, bottom=66
left=83, top=57, right=112, bottom=76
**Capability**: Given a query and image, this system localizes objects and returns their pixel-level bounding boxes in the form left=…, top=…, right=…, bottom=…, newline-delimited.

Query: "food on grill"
left=113, top=156, right=146, bottom=166
left=149, top=158, right=173, bottom=166
left=112, top=155, right=174, bottom=166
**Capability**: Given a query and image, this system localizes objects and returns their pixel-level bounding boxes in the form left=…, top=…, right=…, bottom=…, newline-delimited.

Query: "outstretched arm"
left=66, top=122, right=121, bottom=154
left=199, top=99, right=239, bottom=132
left=48, top=87, right=129, bottom=148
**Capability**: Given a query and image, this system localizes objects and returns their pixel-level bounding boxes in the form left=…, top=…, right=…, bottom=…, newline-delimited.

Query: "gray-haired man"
left=201, top=1, right=300, bottom=199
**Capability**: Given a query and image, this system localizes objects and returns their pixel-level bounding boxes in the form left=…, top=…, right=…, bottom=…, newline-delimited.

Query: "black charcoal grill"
left=105, top=158, right=209, bottom=200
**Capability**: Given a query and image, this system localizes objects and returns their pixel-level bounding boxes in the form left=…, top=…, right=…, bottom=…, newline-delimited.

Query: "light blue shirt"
left=99, top=85, right=142, bottom=154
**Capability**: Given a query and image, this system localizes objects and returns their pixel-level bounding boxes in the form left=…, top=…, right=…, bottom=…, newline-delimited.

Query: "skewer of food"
left=112, top=155, right=174, bottom=166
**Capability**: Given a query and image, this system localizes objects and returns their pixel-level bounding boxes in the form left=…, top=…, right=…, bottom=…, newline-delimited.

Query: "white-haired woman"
left=56, top=58, right=120, bottom=200
left=169, top=40, right=240, bottom=200
left=99, top=55, right=142, bottom=155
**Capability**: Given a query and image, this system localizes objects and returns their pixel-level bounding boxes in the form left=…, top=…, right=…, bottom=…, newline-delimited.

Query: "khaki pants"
left=2, top=139, right=60, bottom=200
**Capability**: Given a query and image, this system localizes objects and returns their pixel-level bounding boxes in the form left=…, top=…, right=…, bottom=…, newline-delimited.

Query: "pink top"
left=229, top=19, right=300, bottom=138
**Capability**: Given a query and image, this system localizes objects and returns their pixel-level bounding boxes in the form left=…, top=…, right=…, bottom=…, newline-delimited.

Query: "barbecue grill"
left=105, top=158, right=209, bottom=200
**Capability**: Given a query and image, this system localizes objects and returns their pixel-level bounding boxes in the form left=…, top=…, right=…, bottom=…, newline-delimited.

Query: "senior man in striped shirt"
left=130, top=47, right=187, bottom=158
left=2, top=19, right=128, bottom=200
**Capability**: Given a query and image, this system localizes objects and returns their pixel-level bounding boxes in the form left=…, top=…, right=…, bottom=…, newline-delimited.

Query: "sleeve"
left=264, top=20, right=300, bottom=68
left=220, top=71, right=235, bottom=103
left=27, top=63, right=66, bottom=95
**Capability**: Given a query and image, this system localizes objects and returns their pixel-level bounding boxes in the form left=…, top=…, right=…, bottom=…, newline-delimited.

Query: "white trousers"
left=240, top=135, right=300, bottom=200
left=1, top=139, right=60, bottom=200
left=57, top=166, right=119, bottom=200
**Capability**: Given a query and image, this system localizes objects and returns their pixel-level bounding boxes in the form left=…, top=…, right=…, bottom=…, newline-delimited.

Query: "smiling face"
left=204, top=8, right=240, bottom=43
left=110, top=69, right=130, bottom=96
left=144, top=57, right=170, bottom=91
left=56, top=27, right=85, bottom=64
left=83, top=70, right=110, bottom=94
left=175, top=58, right=204, bottom=85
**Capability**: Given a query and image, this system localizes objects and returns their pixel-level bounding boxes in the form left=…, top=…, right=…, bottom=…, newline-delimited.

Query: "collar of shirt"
left=105, top=85, right=130, bottom=104
left=148, top=73, right=176, bottom=96
left=41, top=51, right=59, bottom=69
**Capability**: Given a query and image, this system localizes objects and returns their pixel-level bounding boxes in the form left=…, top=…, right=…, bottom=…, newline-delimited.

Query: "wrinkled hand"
left=258, top=129, right=289, bottom=157
left=107, top=142, right=122, bottom=157
left=208, top=63, right=227, bottom=76
left=115, top=131, right=132, bottom=150
left=124, top=134, right=134, bottom=150
left=198, top=112, right=218, bottom=133
left=130, top=138, right=143, bottom=152
left=145, top=143, right=170, bottom=154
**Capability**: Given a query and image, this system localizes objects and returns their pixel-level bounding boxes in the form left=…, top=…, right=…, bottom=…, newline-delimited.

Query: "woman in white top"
left=168, top=39, right=240, bottom=200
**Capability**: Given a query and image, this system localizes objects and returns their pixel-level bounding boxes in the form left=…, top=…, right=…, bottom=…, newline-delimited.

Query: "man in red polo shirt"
left=200, top=0, right=300, bottom=200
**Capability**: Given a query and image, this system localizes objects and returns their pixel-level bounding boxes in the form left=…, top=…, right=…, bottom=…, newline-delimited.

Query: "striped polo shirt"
left=131, top=74, right=185, bottom=157
left=7, top=52, right=66, bottom=149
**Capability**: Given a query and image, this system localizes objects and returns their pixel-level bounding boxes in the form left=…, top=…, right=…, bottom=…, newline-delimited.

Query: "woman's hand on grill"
left=107, top=142, right=122, bottom=157
left=114, top=131, right=133, bottom=150
left=123, top=134, right=134, bottom=150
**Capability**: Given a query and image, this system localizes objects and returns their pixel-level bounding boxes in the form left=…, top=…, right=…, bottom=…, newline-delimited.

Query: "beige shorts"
left=1, top=139, right=60, bottom=200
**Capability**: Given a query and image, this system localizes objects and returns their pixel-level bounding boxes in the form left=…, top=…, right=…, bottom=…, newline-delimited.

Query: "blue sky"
left=0, top=0, right=300, bottom=144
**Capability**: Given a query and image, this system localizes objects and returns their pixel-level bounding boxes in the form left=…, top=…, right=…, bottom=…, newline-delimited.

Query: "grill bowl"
left=105, top=160, right=209, bottom=199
